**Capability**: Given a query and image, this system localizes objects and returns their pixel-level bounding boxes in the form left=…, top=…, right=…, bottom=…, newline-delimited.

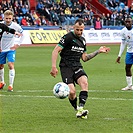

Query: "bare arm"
left=10, top=32, right=24, bottom=50
left=116, top=41, right=126, bottom=63
left=50, top=45, right=62, bottom=77
left=82, top=46, right=110, bottom=62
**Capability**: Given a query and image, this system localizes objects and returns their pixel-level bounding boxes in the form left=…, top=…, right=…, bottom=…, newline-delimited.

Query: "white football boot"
left=121, top=86, right=133, bottom=91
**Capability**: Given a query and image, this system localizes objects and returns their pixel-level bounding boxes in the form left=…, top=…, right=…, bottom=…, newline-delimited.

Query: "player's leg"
left=0, top=52, right=6, bottom=89
left=77, top=75, right=88, bottom=106
left=73, top=67, right=89, bottom=119
left=60, top=67, right=78, bottom=110
left=122, top=53, right=133, bottom=90
left=122, top=64, right=133, bottom=90
left=68, top=83, right=77, bottom=110
left=8, top=62, right=15, bottom=91
left=76, top=75, right=89, bottom=119
left=7, top=51, right=16, bottom=91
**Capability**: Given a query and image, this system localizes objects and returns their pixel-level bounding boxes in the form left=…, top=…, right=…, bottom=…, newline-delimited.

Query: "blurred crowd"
left=0, top=0, right=132, bottom=28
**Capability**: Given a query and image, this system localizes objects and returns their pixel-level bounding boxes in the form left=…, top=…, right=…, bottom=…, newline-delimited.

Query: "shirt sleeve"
left=118, top=29, right=126, bottom=57
left=118, top=40, right=126, bottom=57
left=58, top=34, right=70, bottom=48
left=13, top=24, right=24, bottom=46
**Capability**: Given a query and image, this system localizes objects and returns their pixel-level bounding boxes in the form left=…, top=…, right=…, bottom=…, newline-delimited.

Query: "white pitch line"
left=0, top=94, right=132, bottom=101
left=1, top=90, right=132, bottom=93
left=89, top=97, right=133, bottom=101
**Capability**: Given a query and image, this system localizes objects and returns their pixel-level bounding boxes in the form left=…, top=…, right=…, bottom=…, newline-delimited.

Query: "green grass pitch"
left=0, top=45, right=132, bottom=133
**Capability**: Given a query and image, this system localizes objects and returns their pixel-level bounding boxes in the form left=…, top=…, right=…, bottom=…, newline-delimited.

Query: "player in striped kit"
left=0, top=10, right=24, bottom=92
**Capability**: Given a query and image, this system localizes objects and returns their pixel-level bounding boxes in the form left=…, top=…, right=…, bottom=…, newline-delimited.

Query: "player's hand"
left=10, top=44, right=19, bottom=50
left=14, top=32, right=22, bottom=37
left=50, top=67, right=58, bottom=78
left=99, top=46, right=110, bottom=53
left=116, top=57, right=121, bottom=63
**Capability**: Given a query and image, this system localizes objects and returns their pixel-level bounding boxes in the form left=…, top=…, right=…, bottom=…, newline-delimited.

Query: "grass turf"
left=0, top=45, right=132, bottom=133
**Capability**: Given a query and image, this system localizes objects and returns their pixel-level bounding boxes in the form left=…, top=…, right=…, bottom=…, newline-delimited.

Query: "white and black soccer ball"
left=53, top=82, right=70, bottom=99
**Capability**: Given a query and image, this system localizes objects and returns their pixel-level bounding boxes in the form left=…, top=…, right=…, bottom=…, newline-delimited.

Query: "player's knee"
left=81, top=80, right=88, bottom=90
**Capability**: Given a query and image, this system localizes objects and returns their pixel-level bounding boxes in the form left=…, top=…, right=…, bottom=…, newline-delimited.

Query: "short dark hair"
left=125, top=17, right=132, bottom=22
left=75, top=18, right=84, bottom=25
left=125, top=16, right=132, bottom=20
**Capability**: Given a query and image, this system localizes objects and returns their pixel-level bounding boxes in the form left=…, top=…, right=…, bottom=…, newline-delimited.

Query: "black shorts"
left=60, top=66, right=88, bottom=84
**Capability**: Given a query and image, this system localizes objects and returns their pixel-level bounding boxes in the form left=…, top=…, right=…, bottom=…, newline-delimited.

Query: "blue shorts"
left=125, top=52, right=133, bottom=64
left=0, top=51, right=16, bottom=64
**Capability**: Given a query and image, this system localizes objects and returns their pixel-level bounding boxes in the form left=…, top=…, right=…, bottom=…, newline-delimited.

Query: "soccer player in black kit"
left=50, top=18, right=110, bottom=119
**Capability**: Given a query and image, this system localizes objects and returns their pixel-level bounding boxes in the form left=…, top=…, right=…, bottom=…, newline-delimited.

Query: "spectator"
left=81, top=2, right=88, bottom=13
left=107, top=0, right=117, bottom=11
left=84, top=17, right=91, bottom=26
left=42, top=6, right=52, bottom=21
left=89, top=8, right=94, bottom=18
left=21, top=5, right=29, bottom=15
left=32, top=11, right=39, bottom=20
left=1, top=0, right=8, bottom=11
left=19, top=0, right=23, bottom=7
left=82, top=11, right=91, bottom=25
left=41, top=16, right=47, bottom=25
left=34, top=17, right=42, bottom=26
left=64, top=7, right=72, bottom=25
left=36, top=1, right=44, bottom=14
left=106, top=13, right=112, bottom=25
left=94, top=17, right=102, bottom=30
left=83, top=7, right=90, bottom=14
left=25, top=11, right=34, bottom=25
left=128, top=3, right=133, bottom=17
left=115, top=12, right=124, bottom=25
left=13, top=0, right=20, bottom=9
left=0, top=10, right=4, bottom=20
left=91, top=15, right=96, bottom=26
left=16, top=6, right=23, bottom=17
left=111, top=10, right=117, bottom=25
left=101, top=13, right=107, bottom=26
left=61, top=2, right=68, bottom=10
left=51, top=11, right=59, bottom=25
left=58, top=11, right=67, bottom=26
left=6, top=0, right=12, bottom=9
left=21, top=16, right=28, bottom=26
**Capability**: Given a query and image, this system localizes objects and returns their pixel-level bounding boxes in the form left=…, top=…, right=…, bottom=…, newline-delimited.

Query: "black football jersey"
left=58, top=31, right=86, bottom=67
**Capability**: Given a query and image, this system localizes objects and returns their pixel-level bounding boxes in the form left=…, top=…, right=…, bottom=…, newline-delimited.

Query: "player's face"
left=4, top=15, right=13, bottom=26
left=73, top=23, right=84, bottom=37
left=125, top=18, right=132, bottom=29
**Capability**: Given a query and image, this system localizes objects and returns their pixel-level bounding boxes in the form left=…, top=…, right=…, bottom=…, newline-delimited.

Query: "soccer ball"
left=53, top=82, right=70, bottom=99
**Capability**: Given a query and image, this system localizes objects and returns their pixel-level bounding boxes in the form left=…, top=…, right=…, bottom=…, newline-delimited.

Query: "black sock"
left=69, top=97, right=77, bottom=110
left=79, top=91, right=88, bottom=107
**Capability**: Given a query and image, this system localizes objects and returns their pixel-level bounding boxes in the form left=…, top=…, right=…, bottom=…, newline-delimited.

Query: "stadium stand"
left=0, top=0, right=131, bottom=28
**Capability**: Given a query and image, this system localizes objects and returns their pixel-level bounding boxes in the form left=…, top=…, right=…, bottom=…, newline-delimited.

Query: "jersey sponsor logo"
left=71, top=46, right=84, bottom=53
